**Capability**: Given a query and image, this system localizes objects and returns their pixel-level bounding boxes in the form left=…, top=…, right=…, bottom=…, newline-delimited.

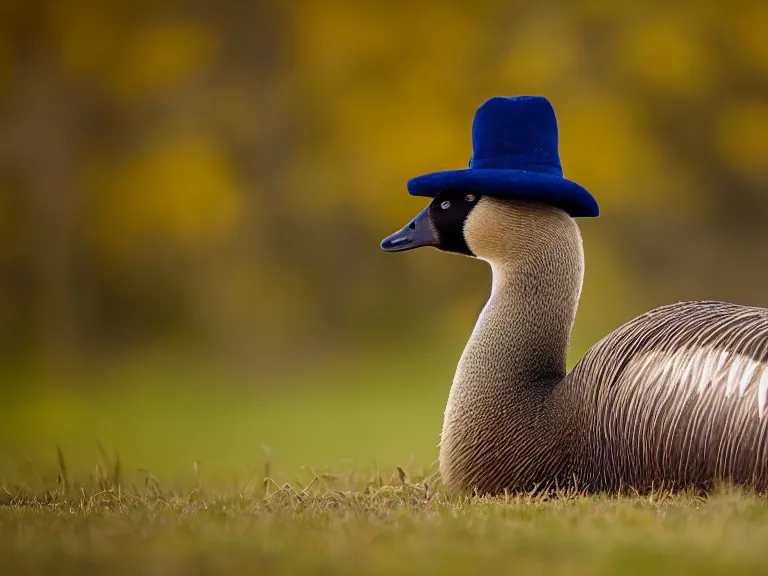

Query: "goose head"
left=381, top=191, right=581, bottom=267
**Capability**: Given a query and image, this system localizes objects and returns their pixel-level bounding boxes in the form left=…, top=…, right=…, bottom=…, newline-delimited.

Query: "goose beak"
left=380, top=205, right=438, bottom=252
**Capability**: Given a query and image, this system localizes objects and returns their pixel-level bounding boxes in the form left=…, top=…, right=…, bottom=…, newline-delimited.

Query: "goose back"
left=565, top=300, right=768, bottom=492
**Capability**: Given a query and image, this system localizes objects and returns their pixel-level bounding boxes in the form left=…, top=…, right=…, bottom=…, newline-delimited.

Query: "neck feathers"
left=440, top=201, right=584, bottom=492
left=469, top=201, right=584, bottom=382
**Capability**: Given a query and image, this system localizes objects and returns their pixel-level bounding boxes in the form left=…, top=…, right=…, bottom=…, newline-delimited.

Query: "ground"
left=5, top=475, right=768, bottom=575
left=4, top=354, right=768, bottom=574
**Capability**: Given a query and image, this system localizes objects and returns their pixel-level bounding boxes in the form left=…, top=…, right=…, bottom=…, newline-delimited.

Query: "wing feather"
left=568, top=301, right=768, bottom=491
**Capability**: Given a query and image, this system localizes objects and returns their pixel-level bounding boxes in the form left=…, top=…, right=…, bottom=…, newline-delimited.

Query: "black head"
left=380, top=190, right=481, bottom=256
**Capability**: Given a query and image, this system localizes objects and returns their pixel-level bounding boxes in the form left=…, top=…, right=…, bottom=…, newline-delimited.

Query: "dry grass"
left=5, top=456, right=768, bottom=576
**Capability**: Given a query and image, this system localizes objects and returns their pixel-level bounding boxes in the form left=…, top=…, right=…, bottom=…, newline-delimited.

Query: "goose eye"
left=440, top=200, right=451, bottom=209
left=465, top=194, right=476, bottom=202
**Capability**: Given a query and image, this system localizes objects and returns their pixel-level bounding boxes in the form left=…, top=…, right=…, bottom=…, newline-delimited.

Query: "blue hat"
left=407, top=96, right=599, bottom=218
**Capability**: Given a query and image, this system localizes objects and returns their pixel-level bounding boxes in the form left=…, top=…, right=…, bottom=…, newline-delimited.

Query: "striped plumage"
left=382, top=192, right=768, bottom=494
left=570, top=300, right=768, bottom=492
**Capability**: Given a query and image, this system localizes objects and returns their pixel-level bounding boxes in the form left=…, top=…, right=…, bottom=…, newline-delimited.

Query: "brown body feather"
left=568, top=301, right=768, bottom=492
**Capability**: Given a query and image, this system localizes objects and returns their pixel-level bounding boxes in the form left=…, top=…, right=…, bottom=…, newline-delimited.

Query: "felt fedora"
left=407, top=96, right=599, bottom=217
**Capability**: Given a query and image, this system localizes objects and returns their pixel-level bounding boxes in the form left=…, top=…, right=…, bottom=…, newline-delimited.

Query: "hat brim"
left=407, top=169, right=599, bottom=218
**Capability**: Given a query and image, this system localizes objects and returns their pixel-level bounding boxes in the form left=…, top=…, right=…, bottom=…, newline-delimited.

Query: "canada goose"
left=381, top=96, right=768, bottom=494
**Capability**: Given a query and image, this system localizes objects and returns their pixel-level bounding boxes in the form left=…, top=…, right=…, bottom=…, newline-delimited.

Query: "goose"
left=381, top=96, right=768, bottom=494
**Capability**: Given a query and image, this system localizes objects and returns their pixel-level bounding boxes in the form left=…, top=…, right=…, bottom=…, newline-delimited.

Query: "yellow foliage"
left=558, top=91, right=665, bottom=211
left=287, top=1, right=484, bottom=225
left=731, top=3, right=768, bottom=69
left=87, top=137, right=242, bottom=254
left=292, top=3, right=394, bottom=85
left=292, top=1, right=480, bottom=88
left=619, top=14, right=716, bottom=97
left=0, top=187, right=16, bottom=261
left=717, top=100, right=768, bottom=178
left=213, top=82, right=262, bottom=142
left=285, top=88, right=466, bottom=225
left=579, top=0, right=622, bottom=21
left=6, top=0, right=768, bottom=363
left=0, top=37, right=9, bottom=94
left=110, top=22, right=216, bottom=97
left=47, top=0, right=121, bottom=76
left=501, top=12, right=583, bottom=91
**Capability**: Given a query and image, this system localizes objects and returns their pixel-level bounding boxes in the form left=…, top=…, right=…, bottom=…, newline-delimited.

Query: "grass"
left=5, top=352, right=768, bottom=574
left=5, top=469, right=768, bottom=575
left=0, top=348, right=456, bottom=482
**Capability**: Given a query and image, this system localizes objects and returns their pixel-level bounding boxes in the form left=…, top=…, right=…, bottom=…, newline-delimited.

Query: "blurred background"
left=1, top=0, right=767, bottom=483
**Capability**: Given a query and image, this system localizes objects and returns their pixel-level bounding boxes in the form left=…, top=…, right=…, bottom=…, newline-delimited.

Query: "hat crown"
left=406, top=94, right=599, bottom=218
left=469, top=96, right=563, bottom=177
